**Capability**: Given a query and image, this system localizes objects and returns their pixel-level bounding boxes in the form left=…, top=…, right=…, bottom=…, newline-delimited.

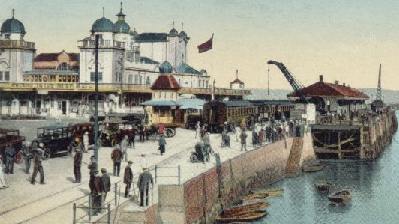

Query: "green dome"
left=91, top=17, right=114, bottom=33
left=114, top=20, right=130, bottom=33
left=1, top=17, right=26, bottom=35
left=159, top=61, right=173, bottom=73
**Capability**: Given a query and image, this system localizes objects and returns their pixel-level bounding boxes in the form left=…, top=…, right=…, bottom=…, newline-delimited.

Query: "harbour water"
left=258, top=112, right=399, bottom=224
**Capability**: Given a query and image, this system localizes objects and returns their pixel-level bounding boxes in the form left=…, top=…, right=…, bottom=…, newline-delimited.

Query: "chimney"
left=335, top=80, right=339, bottom=85
left=319, top=75, right=323, bottom=82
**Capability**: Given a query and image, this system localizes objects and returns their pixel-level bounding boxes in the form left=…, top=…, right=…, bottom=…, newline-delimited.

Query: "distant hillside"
left=245, top=88, right=399, bottom=104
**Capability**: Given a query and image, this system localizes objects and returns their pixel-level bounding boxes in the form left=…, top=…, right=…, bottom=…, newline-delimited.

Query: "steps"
left=285, top=137, right=304, bottom=176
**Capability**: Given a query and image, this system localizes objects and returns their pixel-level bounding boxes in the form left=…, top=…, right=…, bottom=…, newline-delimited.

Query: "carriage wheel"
left=166, top=128, right=176, bottom=138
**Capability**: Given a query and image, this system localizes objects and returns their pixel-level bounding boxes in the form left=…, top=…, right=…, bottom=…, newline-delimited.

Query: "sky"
left=1, top=0, right=399, bottom=90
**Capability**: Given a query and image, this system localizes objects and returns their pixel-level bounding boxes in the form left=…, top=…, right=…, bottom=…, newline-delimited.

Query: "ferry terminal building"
left=0, top=6, right=249, bottom=118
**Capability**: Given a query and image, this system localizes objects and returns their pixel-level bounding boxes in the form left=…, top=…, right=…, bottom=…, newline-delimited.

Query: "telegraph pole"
left=94, top=34, right=99, bottom=165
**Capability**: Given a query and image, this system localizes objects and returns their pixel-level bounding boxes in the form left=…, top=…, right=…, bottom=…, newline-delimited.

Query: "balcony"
left=179, top=87, right=251, bottom=96
left=0, top=40, right=35, bottom=50
left=78, top=39, right=125, bottom=49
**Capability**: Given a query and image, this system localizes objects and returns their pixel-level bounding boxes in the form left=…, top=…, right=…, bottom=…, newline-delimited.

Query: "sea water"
left=257, top=112, right=399, bottom=224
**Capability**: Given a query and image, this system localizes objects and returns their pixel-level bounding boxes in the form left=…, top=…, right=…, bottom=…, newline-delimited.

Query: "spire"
left=102, top=7, right=105, bottom=17
left=376, top=64, right=382, bottom=101
left=12, top=9, right=15, bottom=18
left=235, top=69, right=238, bottom=79
left=116, top=1, right=126, bottom=19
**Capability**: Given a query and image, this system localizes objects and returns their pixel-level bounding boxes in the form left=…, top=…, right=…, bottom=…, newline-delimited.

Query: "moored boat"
left=328, top=190, right=351, bottom=203
left=303, top=163, right=325, bottom=172
left=216, top=210, right=268, bottom=223
left=221, top=201, right=268, bottom=217
left=314, top=181, right=332, bottom=194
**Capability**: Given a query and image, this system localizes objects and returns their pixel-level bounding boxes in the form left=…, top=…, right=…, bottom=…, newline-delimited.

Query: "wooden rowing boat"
left=328, top=190, right=351, bottom=204
left=314, top=181, right=332, bottom=194
left=303, top=164, right=324, bottom=172
left=221, top=201, right=268, bottom=217
left=216, top=211, right=267, bottom=223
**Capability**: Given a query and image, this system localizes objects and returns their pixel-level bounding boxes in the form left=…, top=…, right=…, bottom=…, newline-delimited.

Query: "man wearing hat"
left=123, top=161, right=133, bottom=198
left=111, top=145, right=123, bottom=176
left=22, top=141, right=33, bottom=174
left=88, top=156, right=97, bottom=193
left=73, top=144, right=83, bottom=183
left=137, top=167, right=153, bottom=207
left=92, top=170, right=104, bottom=215
left=158, top=134, right=166, bottom=156
left=31, top=143, right=45, bottom=184
left=101, top=168, right=111, bottom=200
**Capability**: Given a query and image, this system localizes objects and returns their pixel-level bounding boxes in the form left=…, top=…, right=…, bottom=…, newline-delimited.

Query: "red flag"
left=197, top=34, right=213, bottom=53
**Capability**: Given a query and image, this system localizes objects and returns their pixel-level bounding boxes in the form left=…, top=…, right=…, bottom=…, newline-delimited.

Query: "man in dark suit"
left=73, top=146, right=83, bottom=183
left=123, top=161, right=133, bottom=198
left=111, top=145, right=123, bottom=176
left=137, top=167, right=153, bottom=207
left=101, top=168, right=111, bottom=200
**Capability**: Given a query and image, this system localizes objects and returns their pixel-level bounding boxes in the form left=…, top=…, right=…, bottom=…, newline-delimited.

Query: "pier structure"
left=288, top=75, right=397, bottom=160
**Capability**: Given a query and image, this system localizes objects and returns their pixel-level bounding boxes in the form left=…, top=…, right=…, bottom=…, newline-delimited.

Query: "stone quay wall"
left=157, top=133, right=315, bottom=224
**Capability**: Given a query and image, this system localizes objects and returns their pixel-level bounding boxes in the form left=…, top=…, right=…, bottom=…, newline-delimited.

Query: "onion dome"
left=1, top=10, right=26, bottom=35
left=115, top=20, right=130, bottom=33
left=114, top=2, right=130, bottom=33
left=169, top=28, right=178, bottom=37
left=91, top=17, right=115, bottom=33
left=179, top=31, right=187, bottom=38
left=159, top=61, right=173, bottom=73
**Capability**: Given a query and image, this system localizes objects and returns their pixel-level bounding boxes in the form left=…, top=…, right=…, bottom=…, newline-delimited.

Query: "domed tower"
left=166, top=22, right=189, bottom=68
left=78, top=8, right=125, bottom=84
left=114, top=2, right=131, bottom=43
left=0, top=9, right=35, bottom=82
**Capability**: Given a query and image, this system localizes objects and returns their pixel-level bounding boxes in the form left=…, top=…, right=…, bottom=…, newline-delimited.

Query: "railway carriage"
left=203, top=100, right=257, bottom=132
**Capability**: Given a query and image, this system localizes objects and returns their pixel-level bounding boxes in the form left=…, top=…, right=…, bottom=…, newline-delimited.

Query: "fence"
left=72, top=181, right=121, bottom=224
left=154, top=165, right=181, bottom=185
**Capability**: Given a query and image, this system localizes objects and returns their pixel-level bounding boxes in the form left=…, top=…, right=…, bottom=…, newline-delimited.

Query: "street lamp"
left=91, top=32, right=100, bottom=165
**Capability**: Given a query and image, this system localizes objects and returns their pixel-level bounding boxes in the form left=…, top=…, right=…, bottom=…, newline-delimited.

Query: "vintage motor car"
left=33, top=125, right=73, bottom=158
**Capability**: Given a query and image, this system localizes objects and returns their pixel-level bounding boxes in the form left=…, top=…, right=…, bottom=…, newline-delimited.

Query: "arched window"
left=58, top=63, right=69, bottom=70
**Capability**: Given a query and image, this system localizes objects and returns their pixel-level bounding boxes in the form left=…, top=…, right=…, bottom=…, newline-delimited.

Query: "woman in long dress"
left=0, top=156, right=9, bottom=188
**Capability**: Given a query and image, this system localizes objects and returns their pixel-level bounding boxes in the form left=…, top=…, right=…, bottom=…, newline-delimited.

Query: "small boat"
left=221, top=201, right=268, bottom=217
left=314, top=181, right=333, bottom=194
left=216, top=210, right=267, bottom=223
left=328, top=190, right=351, bottom=204
left=303, top=164, right=325, bottom=172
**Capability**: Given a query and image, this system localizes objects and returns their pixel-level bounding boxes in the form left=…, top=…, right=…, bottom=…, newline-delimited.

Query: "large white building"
left=78, top=3, right=209, bottom=88
left=0, top=10, right=35, bottom=83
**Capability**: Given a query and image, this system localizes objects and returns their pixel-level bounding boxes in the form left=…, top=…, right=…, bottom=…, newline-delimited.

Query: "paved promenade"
left=0, top=128, right=263, bottom=224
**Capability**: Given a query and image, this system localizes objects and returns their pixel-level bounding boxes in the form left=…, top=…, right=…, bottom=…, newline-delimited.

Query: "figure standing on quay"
left=137, top=167, right=153, bottom=207
left=123, top=161, right=133, bottom=198
left=31, top=143, right=45, bottom=185
left=111, top=145, right=123, bottom=176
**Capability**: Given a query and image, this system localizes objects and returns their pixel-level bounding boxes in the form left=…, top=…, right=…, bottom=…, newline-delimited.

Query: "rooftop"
left=151, top=74, right=180, bottom=90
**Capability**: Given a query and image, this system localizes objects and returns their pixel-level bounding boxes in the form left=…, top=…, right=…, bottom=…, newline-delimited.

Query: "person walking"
left=111, top=145, right=123, bottom=176
left=121, top=135, right=129, bottom=162
left=240, top=129, right=248, bottom=151
left=92, top=170, right=104, bottom=215
left=0, top=155, right=8, bottom=188
left=88, top=156, right=97, bottom=193
left=158, top=134, right=166, bottom=156
left=195, top=121, right=201, bottom=139
left=258, top=128, right=265, bottom=146
left=73, top=146, right=83, bottom=183
left=137, top=167, right=153, bottom=207
left=83, top=132, right=90, bottom=152
left=252, top=129, right=258, bottom=148
left=31, top=143, right=45, bottom=185
left=22, top=141, right=33, bottom=174
left=123, top=161, right=133, bottom=198
left=100, top=168, right=111, bottom=200
left=129, top=130, right=136, bottom=148
left=235, top=125, right=241, bottom=142
left=4, top=144, right=16, bottom=174
left=139, top=125, right=145, bottom=142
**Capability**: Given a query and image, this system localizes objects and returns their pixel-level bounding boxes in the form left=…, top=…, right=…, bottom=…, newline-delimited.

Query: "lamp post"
left=93, top=33, right=100, bottom=165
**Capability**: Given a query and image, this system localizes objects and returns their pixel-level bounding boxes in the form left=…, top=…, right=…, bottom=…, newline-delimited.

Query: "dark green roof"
left=91, top=17, right=114, bottom=33
left=176, top=63, right=202, bottom=75
left=134, top=33, right=167, bottom=43
left=114, top=20, right=130, bottom=33
left=159, top=61, right=173, bottom=73
left=169, top=28, right=178, bottom=36
left=1, top=17, right=26, bottom=34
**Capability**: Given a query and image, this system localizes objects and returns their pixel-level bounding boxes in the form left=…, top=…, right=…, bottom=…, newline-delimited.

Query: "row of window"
left=227, top=107, right=256, bottom=117
left=0, top=71, right=10, bottom=81
left=128, top=74, right=151, bottom=85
